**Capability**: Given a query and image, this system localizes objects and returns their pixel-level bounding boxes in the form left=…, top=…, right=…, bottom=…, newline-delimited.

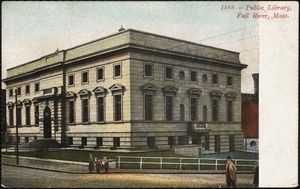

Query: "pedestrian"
left=103, top=156, right=109, bottom=173
left=253, top=161, right=259, bottom=188
left=225, top=156, right=237, bottom=188
left=95, top=157, right=101, bottom=174
left=88, top=154, right=94, bottom=173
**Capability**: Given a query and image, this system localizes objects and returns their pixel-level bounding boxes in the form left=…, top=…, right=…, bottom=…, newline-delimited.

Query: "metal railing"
left=116, top=156, right=257, bottom=172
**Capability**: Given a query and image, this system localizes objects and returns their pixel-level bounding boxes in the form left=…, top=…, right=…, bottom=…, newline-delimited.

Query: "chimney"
left=252, top=73, right=259, bottom=95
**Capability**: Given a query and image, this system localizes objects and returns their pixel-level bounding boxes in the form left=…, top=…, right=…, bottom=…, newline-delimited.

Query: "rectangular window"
left=190, top=71, right=197, bottom=82
left=97, top=67, right=104, bottom=81
left=97, top=97, right=104, bottom=122
left=25, top=137, right=29, bottom=143
left=114, top=64, right=121, bottom=77
left=227, top=101, right=233, bottom=122
left=35, top=83, right=40, bottom=92
left=145, top=95, right=153, bottom=120
left=69, top=101, right=75, bottom=123
left=227, top=76, right=233, bottom=86
left=34, top=105, right=39, bottom=125
left=165, top=66, right=173, bottom=79
left=82, top=71, right=89, bottom=84
left=191, top=98, right=197, bottom=121
left=69, top=74, right=74, bottom=86
left=166, top=96, right=173, bottom=121
left=96, top=137, right=103, bottom=147
left=9, top=89, right=13, bottom=97
left=212, top=74, right=218, bottom=84
left=212, top=99, right=219, bottom=121
left=9, top=109, right=14, bottom=127
left=17, top=107, right=22, bottom=126
left=144, top=64, right=153, bottom=77
left=82, top=99, right=89, bottom=123
left=26, top=106, right=31, bottom=126
left=114, top=95, right=122, bottom=121
left=25, top=85, right=30, bottom=94
left=17, top=87, right=21, bottom=95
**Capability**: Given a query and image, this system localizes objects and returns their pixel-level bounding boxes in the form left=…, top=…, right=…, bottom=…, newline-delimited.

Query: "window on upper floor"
left=227, top=76, right=233, bottom=87
left=34, top=83, right=40, bottom=92
left=17, top=87, right=21, bottom=96
left=97, top=67, right=105, bottom=81
left=25, top=85, right=30, bottom=94
left=212, top=74, right=218, bottom=85
left=114, top=64, right=121, bottom=78
left=9, top=89, right=13, bottom=97
left=69, top=74, right=74, bottom=86
left=165, top=66, right=173, bottom=80
left=82, top=71, right=89, bottom=84
left=190, top=71, right=198, bottom=82
left=144, top=63, right=153, bottom=77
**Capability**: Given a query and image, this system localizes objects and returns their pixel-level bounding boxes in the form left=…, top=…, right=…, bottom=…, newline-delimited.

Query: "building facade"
left=4, top=29, right=247, bottom=152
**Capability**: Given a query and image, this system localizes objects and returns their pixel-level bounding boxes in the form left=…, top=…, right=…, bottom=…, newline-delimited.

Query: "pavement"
left=2, top=154, right=255, bottom=175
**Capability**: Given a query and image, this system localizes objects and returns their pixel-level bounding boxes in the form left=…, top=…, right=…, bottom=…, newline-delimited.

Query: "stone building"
left=4, top=29, right=247, bottom=152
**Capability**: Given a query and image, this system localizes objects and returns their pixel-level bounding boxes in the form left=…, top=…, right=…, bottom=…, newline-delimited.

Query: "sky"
left=2, top=1, right=259, bottom=92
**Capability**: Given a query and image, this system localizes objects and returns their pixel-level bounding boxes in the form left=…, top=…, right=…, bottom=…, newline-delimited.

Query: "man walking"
left=225, top=156, right=237, bottom=188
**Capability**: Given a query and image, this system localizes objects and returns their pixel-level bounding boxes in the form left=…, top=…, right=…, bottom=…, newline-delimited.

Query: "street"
left=1, top=165, right=255, bottom=188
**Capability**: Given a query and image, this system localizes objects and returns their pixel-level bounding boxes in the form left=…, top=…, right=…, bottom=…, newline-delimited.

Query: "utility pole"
left=15, top=89, right=19, bottom=165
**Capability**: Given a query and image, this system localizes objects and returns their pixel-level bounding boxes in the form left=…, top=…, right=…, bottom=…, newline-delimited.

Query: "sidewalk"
left=2, top=155, right=244, bottom=175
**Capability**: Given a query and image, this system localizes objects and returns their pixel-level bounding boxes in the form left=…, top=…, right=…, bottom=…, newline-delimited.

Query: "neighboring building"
left=242, top=73, right=259, bottom=151
left=4, top=28, right=247, bottom=152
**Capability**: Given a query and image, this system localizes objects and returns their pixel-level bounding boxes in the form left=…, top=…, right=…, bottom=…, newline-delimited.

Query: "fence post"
left=198, top=158, right=200, bottom=171
left=140, top=157, right=143, bottom=170
left=160, top=158, right=162, bottom=170
left=179, top=158, right=182, bottom=170
left=118, top=157, right=121, bottom=169
left=215, top=159, right=218, bottom=171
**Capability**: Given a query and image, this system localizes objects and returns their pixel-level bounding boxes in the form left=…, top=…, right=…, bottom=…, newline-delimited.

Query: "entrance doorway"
left=43, top=106, right=52, bottom=138
left=229, top=135, right=235, bottom=152
left=214, top=135, right=220, bottom=153
left=147, top=137, right=155, bottom=149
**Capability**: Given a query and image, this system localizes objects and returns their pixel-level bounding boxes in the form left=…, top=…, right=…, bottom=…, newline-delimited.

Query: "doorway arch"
left=43, top=106, right=52, bottom=138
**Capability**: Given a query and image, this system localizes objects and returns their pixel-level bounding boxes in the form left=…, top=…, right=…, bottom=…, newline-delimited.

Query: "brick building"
left=4, top=29, right=247, bottom=152
left=242, top=73, right=259, bottom=151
